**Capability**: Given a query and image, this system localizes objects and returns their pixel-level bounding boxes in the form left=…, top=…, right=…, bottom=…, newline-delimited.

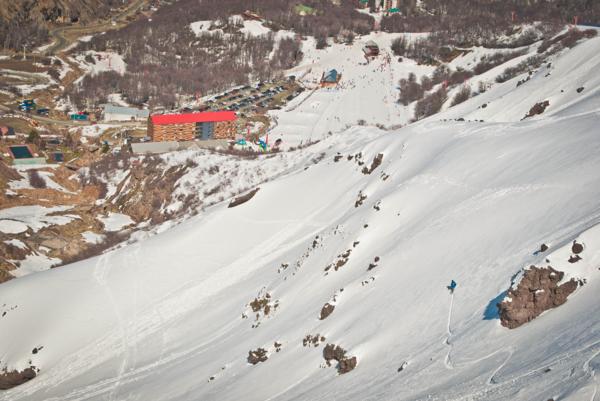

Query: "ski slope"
left=1, top=32, right=600, bottom=401
left=270, top=32, right=433, bottom=146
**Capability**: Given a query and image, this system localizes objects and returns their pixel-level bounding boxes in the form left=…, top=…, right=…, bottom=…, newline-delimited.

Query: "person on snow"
left=447, top=280, right=457, bottom=294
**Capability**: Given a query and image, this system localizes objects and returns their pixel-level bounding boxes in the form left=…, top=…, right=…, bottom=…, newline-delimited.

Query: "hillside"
left=0, top=0, right=122, bottom=50
left=0, top=28, right=599, bottom=401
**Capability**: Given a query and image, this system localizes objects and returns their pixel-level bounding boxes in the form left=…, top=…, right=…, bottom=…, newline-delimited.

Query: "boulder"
left=498, top=266, right=578, bottom=329
left=320, top=303, right=335, bottom=320
left=571, top=241, right=584, bottom=254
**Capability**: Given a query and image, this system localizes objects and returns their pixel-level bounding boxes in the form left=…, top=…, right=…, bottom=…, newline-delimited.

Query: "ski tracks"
left=444, top=293, right=455, bottom=369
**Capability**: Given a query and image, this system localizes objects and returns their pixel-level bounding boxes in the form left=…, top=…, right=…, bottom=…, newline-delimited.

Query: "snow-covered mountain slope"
left=1, top=32, right=600, bottom=401
left=444, top=30, right=600, bottom=122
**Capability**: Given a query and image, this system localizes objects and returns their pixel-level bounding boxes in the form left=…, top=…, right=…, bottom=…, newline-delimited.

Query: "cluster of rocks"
left=247, top=348, right=268, bottom=365
left=361, top=153, right=384, bottom=175
left=324, top=249, right=352, bottom=273
left=367, top=256, right=380, bottom=271
left=323, top=344, right=357, bottom=374
left=355, top=191, right=367, bottom=208
left=303, top=334, right=326, bottom=347
left=524, top=100, right=550, bottom=119
left=243, top=291, right=279, bottom=328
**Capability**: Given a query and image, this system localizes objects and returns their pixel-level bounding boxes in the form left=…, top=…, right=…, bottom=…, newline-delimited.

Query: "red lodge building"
left=148, top=111, right=237, bottom=142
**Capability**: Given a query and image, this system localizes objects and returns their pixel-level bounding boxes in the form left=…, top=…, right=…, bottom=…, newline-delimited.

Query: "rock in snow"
left=498, top=266, right=578, bottom=329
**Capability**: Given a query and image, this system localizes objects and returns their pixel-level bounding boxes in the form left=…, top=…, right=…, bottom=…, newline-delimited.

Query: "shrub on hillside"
left=398, top=73, right=424, bottom=105
left=451, top=85, right=471, bottom=106
left=414, top=87, right=447, bottom=120
left=495, top=54, right=544, bottom=83
left=28, top=170, right=46, bottom=189
left=391, top=36, right=409, bottom=56
left=473, top=50, right=528, bottom=75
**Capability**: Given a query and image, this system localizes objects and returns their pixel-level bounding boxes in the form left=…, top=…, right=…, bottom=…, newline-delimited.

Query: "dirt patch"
left=323, top=344, right=357, bottom=374
left=228, top=188, right=260, bottom=208
left=498, top=266, right=578, bottom=329
left=0, top=367, right=37, bottom=390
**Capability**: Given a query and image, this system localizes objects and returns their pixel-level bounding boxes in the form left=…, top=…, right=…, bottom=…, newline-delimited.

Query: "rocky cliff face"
left=498, top=266, right=578, bottom=329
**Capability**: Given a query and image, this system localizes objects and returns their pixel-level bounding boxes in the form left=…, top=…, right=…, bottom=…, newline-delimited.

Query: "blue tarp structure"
left=323, top=69, right=339, bottom=83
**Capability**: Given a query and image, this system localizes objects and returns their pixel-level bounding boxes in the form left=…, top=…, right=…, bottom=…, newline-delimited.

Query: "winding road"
left=44, top=0, right=148, bottom=56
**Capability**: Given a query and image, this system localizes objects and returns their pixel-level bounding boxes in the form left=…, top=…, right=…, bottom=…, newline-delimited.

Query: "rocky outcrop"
left=323, top=344, right=357, bottom=374
left=247, top=348, right=268, bottom=365
left=354, top=191, right=367, bottom=207
left=524, top=100, right=550, bottom=119
left=320, top=303, right=335, bottom=320
left=229, top=188, right=260, bottom=208
left=498, top=266, right=578, bottom=329
left=362, top=153, right=384, bottom=175
left=0, top=367, right=37, bottom=390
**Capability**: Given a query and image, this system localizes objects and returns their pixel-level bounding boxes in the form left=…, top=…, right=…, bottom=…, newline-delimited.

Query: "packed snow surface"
left=0, top=205, right=76, bottom=233
left=98, top=212, right=134, bottom=231
left=1, top=28, right=600, bottom=401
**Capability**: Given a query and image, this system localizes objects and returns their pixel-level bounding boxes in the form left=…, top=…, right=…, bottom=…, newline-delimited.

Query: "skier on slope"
left=447, top=280, right=457, bottom=294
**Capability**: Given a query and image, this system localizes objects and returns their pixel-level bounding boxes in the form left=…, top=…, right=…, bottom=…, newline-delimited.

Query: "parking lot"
left=199, top=77, right=305, bottom=118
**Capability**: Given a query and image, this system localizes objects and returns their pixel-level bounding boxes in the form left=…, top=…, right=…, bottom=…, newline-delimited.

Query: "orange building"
left=148, top=111, right=237, bottom=142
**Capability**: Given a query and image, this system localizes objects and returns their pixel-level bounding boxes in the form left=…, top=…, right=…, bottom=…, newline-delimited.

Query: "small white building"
left=102, top=104, right=149, bottom=122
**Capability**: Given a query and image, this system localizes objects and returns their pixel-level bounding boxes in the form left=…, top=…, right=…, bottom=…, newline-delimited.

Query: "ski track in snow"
left=444, top=293, right=455, bottom=370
